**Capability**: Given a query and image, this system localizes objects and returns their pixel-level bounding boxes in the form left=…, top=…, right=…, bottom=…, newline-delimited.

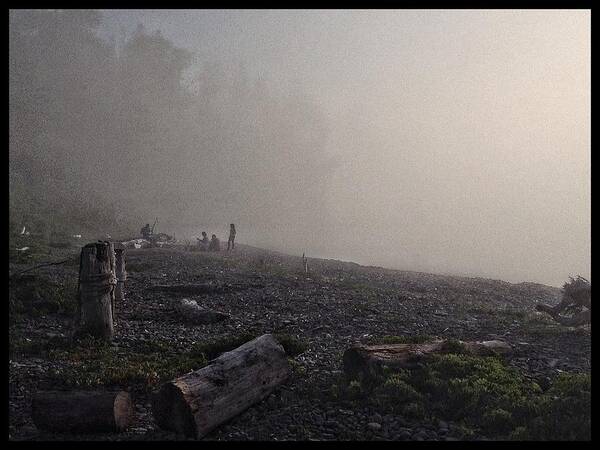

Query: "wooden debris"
left=343, top=339, right=512, bottom=379
left=152, top=334, right=291, bottom=439
left=32, top=390, right=133, bottom=433
left=175, top=298, right=229, bottom=324
left=536, top=276, right=590, bottom=327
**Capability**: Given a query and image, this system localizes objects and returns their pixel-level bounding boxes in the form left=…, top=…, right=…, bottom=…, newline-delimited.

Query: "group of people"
left=197, top=224, right=236, bottom=252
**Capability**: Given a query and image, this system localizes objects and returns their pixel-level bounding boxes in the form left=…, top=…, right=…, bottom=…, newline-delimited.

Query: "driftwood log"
left=77, top=242, right=116, bottom=340
left=152, top=333, right=291, bottom=439
left=32, top=390, right=133, bottom=433
left=343, top=339, right=512, bottom=379
left=175, top=298, right=229, bottom=324
left=536, top=276, right=591, bottom=327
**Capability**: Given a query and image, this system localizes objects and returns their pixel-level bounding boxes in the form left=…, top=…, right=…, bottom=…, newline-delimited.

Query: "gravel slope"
left=9, top=244, right=590, bottom=441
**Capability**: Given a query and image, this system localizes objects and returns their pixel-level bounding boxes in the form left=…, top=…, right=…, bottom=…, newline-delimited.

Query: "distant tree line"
left=9, top=10, right=335, bottom=240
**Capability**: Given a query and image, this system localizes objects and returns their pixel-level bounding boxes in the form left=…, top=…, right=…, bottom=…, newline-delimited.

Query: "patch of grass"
left=190, top=333, right=260, bottom=360
left=189, top=332, right=306, bottom=360
left=440, top=338, right=469, bottom=355
left=334, top=347, right=590, bottom=440
left=45, top=337, right=208, bottom=391
left=9, top=334, right=72, bottom=358
left=274, top=333, right=307, bottom=357
left=9, top=274, right=77, bottom=318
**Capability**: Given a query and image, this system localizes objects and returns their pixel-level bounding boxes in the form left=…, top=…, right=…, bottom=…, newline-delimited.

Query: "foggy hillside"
left=9, top=10, right=590, bottom=286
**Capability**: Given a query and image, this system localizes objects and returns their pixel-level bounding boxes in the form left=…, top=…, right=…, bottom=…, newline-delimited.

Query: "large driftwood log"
left=175, top=298, right=229, bottom=324
left=343, top=339, right=512, bottom=379
left=536, top=276, right=590, bottom=327
left=152, top=333, right=291, bottom=439
left=32, top=390, right=133, bottom=433
left=77, top=242, right=116, bottom=340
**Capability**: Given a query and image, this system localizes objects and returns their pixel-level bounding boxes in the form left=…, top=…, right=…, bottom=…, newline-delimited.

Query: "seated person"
left=197, top=231, right=209, bottom=251
left=209, top=234, right=221, bottom=252
left=140, top=223, right=151, bottom=240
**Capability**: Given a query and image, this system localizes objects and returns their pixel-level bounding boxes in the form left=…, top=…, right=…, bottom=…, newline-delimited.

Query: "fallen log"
left=535, top=276, right=590, bottom=327
left=152, top=333, right=291, bottom=439
left=32, top=390, right=133, bottom=433
left=343, top=339, right=512, bottom=380
left=77, top=241, right=116, bottom=340
left=175, top=298, right=229, bottom=324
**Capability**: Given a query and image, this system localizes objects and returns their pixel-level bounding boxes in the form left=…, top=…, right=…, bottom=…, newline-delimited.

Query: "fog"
left=9, top=9, right=590, bottom=287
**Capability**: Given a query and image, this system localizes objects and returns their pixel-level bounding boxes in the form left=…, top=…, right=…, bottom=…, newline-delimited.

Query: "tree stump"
left=152, top=333, right=291, bottom=439
left=32, top=390, right=133, bottom=433
left=114, top=243, right=126, bottom=306
left=175, top=298, right=229, bottom=324
left=343, top=339, right=512, bottom=380
left=77, top=241, right=116, bottom=340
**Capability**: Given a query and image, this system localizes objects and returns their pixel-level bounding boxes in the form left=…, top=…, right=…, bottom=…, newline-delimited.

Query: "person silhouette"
left=227, top=224, right=236, bottom=251
left=209, top=234, right=221, bottom=252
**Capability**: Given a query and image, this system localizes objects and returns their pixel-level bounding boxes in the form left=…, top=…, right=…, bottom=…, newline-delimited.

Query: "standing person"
left=227, top=224, right=236, bottom=251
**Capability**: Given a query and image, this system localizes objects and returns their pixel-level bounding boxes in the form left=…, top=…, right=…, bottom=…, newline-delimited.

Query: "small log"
left=175, top=298, right=229, bottom=324
left=152, top=333, right=291, bottom=439
left=77, top=242, right=116, bottom=340
left=343, top=339, right=512, bottom=380
left=32, top=390, right=134, bottom=433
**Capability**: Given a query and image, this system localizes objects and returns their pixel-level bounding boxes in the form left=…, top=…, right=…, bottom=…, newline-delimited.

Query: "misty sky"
left=12, top=10, right=590, bottom=287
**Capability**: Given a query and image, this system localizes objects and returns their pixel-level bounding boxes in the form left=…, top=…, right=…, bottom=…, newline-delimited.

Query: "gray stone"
left=368, top=422, right=382, bottom=431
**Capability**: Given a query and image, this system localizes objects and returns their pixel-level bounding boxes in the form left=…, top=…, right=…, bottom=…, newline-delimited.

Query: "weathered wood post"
left=77, top=241, right=116, bottom=341
left=32, top=390, right=134, bottom=433
left=114, top=243, right=126, bottom=318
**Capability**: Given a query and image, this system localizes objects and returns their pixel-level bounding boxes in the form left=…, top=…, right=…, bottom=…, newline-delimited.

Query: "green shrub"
left=513, top=373, right=591, bottom=440
left=347, top=380, right=364, bottom=400
left=374, top=374, right=422, bottom=409
left=334, top=350, right=590, bottom=440
left=274, top=333, right=307, bottom=357
left=482, top=408, right=514, bottom=435
left=441, top=338, right=468, bottom=355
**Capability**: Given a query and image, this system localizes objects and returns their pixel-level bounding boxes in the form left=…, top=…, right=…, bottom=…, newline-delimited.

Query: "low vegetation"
left=331, top=346, right=590, bottom=440
left=11, top=332, right=307, bottom=393
left=9, top=274, right=78, bottom=318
